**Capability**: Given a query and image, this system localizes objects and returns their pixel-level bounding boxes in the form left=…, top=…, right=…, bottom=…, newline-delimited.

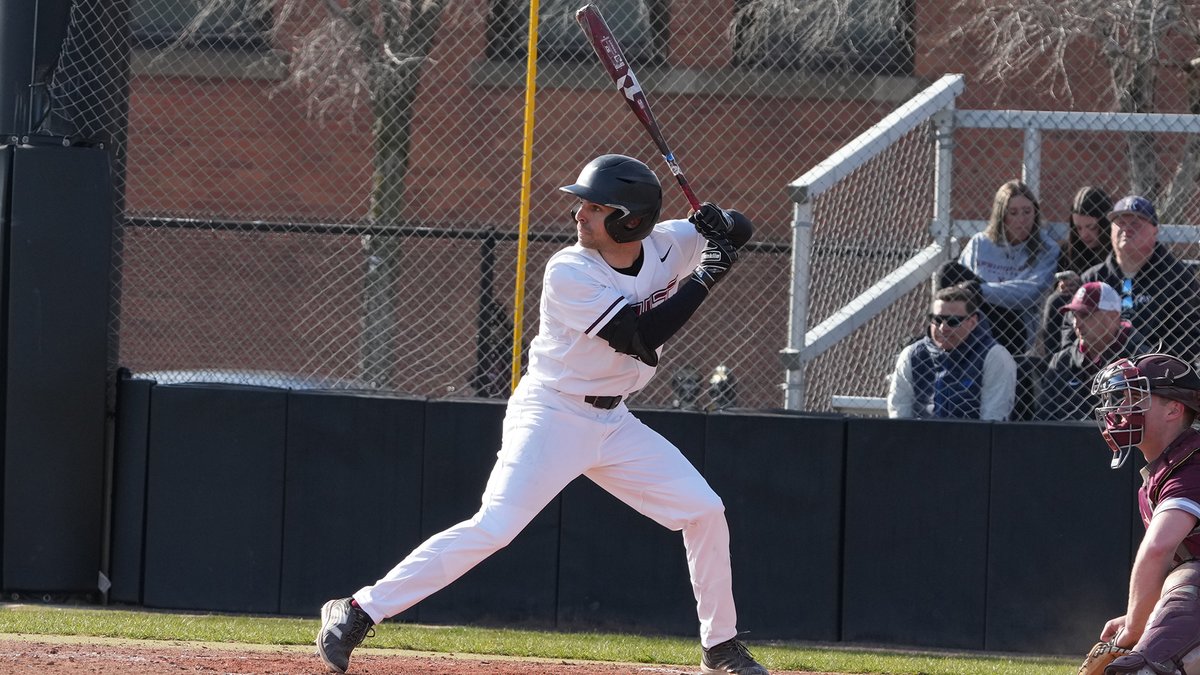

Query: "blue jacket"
left=907, top=327, right=998, bottom=419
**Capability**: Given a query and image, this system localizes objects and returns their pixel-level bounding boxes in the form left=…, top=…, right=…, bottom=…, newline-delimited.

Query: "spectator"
left=887, top=284, right=1017, bottom=420
left=1080, top=195, right=1200, bottom=363
left=1037, top=281, right=1153, bottom=421
left=934, top=180, right=1059, bottom=356
left=1036, top=185, right=1113, bottom=356
left=707, top=364, right=737, bottom=411
left=670, top=365, right=703, bottom=410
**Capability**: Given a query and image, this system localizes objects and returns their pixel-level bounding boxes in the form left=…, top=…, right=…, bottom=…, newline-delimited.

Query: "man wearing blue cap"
left=1080, top=195, right=1200, bottom=364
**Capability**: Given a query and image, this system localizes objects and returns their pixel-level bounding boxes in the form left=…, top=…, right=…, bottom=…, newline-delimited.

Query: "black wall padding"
left=108, top=377, right=154, bottom=604
left=842, top=419, right=992, bottom=649
left=3, top=145, right=111, bottom=592
left=279, top=391, right=425, bottom=617
left=985, top=422, right=1136, bottom=652
left=415, top=399, right=559, bottom=627
left=705, top=412, right=845, bottom=641
left=557, top=408, right=705, bottom=637
left=0, top=144, right=10, bottom=590
left=142, top=385, right=287, bottom=612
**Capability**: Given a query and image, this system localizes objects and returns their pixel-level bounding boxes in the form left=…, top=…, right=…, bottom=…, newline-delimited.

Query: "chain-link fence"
left=46, top=0, right=1200, bottom=416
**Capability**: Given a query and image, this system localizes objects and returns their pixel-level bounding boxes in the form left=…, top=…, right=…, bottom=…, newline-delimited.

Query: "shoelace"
left=346, top=610, right=376, bottom=646
left=729, top=640, right=756, bottom=661
left=709, top=638, right=757, bottom=664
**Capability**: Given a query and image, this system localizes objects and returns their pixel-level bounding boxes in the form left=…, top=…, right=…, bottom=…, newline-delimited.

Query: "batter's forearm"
left=637, top=279, right=707, bottom=349
left=595, top=279, right=708, bottom=363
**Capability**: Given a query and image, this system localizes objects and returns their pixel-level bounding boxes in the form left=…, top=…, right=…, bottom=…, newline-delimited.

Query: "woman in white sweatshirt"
left=951, top=179, right=1060, bottom=357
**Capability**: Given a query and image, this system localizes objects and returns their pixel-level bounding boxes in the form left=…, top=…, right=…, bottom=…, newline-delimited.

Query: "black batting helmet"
left=559, top=154, right=662, bottom=243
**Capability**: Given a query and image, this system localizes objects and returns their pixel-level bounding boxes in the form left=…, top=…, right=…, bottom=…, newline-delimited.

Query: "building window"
left=733, top=0, right=914, bottom=76
left=130, top=0, right=270, bottom=49
left=487, top=0, right=668, bottom=65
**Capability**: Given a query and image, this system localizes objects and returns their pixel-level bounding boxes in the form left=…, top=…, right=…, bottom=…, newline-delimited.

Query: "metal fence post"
left=1023, top=127, right=1041, bottom=195
left=782, top=201, right=813, bottom=411
left=933, top=106, right=955, bottom=252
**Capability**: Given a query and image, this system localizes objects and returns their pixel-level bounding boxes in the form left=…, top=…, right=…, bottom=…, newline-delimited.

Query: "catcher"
left=1079, top=353, right=1200, bottom=675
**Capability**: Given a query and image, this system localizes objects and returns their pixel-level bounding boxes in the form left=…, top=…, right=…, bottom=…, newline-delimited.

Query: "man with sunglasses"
left=1037, top=281, right=1153, bottom=420
left=1088, top=353, right=1200, bottom=674
left=887, top=284, right=1016, bottom=420
left=1079, top=196, right=1200, bottom=364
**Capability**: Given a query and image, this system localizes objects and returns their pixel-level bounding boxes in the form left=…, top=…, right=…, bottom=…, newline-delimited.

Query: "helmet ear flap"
left=605, top=212, right=650, bottom=243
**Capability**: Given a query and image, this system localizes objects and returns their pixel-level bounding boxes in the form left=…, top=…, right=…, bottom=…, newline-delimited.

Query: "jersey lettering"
left=633, top=276, right=679, bottom=315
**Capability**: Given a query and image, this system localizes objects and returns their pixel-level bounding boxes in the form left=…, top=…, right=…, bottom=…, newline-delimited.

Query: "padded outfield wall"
left=88, top=379, right=1135, bottom=655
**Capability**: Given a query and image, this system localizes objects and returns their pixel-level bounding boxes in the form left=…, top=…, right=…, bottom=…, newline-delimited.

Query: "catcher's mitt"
left=1078, top=641, right=1132, bottom=675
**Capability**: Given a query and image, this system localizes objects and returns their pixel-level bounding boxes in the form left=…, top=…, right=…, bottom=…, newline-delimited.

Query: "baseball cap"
left=1060, top=281, right=1121, bottom=315
left=1108, top=195, right=1157, bottom=226
left=1134, top=353, right=1200, bottom=413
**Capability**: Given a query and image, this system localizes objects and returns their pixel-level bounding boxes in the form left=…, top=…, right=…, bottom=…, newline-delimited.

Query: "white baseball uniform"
left=352, top=219, right=741, bottom=647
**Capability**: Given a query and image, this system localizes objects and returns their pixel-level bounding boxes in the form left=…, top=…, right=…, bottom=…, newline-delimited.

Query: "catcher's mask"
left=1091, top=353, right=1200, bottom=469
left=559, top=154, right=662, bottom=243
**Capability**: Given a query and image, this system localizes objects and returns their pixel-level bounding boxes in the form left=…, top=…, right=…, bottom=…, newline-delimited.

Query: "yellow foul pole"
left=511, top=0, right=542, bottom=392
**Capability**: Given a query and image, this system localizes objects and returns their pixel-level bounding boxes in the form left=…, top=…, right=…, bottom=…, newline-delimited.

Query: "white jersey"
left=525, top=219, right=705, bottom=396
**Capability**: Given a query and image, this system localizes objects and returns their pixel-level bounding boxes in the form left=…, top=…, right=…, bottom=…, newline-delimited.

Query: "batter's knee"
left=466, top=509, right=530, bottom=551
left=691, top=490, right=725, bottom=521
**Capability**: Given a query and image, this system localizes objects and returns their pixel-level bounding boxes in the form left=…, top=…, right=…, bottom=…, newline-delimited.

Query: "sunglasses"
left=929, top=313, right=972, bottom=327
left=1121, top=278, right=1134, bottom=311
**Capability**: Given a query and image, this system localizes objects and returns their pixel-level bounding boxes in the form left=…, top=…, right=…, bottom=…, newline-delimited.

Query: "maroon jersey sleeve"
left=1150, top=461, right=1200, bottom=561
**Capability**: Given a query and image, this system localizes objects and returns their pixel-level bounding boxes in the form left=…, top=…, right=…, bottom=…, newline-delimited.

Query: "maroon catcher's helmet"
left=1091, top=353, right=1200, bottom=469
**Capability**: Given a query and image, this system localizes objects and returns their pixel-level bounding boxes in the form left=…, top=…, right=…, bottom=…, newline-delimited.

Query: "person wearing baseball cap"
left=1037, top=281, right=1153, bottom=420
left=1089, top=353, right=1200, bottom=673
left=1080, top=194, right=1200, bottom=363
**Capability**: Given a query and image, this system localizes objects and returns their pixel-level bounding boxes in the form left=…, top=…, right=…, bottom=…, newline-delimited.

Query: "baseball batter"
left=1079, top=353, right=1200, bottom=675
left=316, top=154, right=767, bottom=675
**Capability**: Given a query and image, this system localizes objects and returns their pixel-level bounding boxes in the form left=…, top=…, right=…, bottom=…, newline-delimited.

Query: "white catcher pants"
left=353, top=378, right=739, bottom=647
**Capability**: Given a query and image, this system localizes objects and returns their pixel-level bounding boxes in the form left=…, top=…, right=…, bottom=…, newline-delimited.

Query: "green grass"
left=0, top=603, right=1076, bottom=674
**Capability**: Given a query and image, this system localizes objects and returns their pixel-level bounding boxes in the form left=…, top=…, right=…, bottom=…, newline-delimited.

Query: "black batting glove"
left=689, top=202, right=734, bottom=240
left=691, top=234, right=738, bottom=291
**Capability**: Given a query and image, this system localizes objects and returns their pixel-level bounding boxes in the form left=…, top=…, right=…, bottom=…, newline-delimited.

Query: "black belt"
left=583, top=395, right=622, bottom=410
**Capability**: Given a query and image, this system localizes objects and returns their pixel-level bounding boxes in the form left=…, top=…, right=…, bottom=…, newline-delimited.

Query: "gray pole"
left=0, top=2, right=37, bottom=134
left=782, top=202, right=813, bottom=411
left=0, top=1, right=72, bottom=136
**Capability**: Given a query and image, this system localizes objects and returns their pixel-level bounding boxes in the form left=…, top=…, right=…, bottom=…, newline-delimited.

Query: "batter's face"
left=574, top=199, right=617, bottom=250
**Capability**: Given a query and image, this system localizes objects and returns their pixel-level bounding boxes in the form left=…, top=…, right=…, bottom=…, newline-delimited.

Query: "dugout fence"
left=791, top=81, right=1200, bottom=418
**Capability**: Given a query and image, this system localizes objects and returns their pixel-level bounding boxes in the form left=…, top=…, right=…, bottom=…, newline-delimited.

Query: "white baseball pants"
left=353, top=379, right=739, bottom=647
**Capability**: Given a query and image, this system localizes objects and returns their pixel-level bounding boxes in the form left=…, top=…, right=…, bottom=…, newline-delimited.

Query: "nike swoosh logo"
left=659, top=245, right=672, bottom=262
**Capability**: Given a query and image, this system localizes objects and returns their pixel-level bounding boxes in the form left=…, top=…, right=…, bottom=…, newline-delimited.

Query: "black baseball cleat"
left=701, top=637, right=770, bottom=675
left=316, top=598, right=375, bottom=674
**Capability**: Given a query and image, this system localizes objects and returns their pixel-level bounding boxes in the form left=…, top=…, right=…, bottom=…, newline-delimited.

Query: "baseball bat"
left=574, top=4, right=702, bottom=212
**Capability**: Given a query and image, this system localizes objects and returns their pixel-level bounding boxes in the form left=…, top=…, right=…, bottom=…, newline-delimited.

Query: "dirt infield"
left=0, top=635, right=839, bottom=674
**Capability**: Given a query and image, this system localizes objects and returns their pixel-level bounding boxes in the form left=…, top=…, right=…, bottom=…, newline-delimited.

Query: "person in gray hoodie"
left=934, top=179, right=1059, bottom=357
